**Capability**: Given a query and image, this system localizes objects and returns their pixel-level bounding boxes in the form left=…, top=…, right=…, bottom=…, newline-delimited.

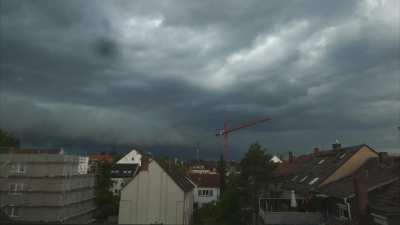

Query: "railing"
left=259, top=208, right=323, bottom=225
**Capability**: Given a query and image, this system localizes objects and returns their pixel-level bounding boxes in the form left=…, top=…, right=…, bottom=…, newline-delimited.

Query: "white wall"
left=193, top=186, right=220, bottom=208
left=111, top=150, right=141, bottom=195
left=117, top=150, right=142, bottom=165
left=78, top=157, right=89, bottom=175
left=118, top=160, right=193, bottom=225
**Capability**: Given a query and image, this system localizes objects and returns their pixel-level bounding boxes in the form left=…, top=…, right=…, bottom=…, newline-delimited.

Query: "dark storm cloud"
left=0, top=0, right=399, bottom=158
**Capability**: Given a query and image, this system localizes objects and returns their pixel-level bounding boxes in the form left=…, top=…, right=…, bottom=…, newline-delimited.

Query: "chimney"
left=313, top=147, right=320, bottom=155
left=353, top=174, right=369, bottom=224
left=289, top=152, right=294, bottom=163
left=378, top=152, right=389, bottom=166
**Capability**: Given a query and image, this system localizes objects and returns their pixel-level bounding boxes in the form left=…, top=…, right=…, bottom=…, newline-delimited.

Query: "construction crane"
left=216, top=117, right=271, bottom=162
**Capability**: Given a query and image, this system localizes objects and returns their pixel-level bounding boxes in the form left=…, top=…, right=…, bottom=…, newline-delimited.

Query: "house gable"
left=320, top=145, right=378, bottom=186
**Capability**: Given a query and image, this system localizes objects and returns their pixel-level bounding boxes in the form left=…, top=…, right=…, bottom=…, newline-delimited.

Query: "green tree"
left=93, top=161, right=117, bottom=220
left=239, top=142, right=274, bottom=215
left=0, top=129, right=19, bottom=148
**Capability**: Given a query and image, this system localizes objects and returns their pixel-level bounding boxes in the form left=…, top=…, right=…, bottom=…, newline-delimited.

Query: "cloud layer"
left=1, top=0, right=399, bottom=158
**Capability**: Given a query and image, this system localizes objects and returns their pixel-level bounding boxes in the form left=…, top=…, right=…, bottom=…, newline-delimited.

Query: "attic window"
left=299, top=176, right=308, bottom=183
left=339, top=153, right=346, bottom=159
left=309, top=177, right=319, bottom=185
left=318, top=159, right=325, bottom=165
left=291, top=176, right=298, bottom=181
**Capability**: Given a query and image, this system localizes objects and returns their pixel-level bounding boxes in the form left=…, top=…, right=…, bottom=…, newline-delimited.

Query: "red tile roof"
left=89, top=154, right=113, bottom=164
left=187, top=172, right=220, bottom=188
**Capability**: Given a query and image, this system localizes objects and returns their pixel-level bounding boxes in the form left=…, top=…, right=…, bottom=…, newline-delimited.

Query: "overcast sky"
left=0, top=0, right=399, bottom=158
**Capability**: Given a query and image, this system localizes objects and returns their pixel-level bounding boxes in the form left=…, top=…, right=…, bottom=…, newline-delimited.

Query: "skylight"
left=291, top=176, right=298, bottom=181
left=339, top=153, right=346, bottom=159
left=318, top=159, right=325, bottom=165
left=309, top=177, right=319, bottom=185
left=299, top=176, right=308, bottom=183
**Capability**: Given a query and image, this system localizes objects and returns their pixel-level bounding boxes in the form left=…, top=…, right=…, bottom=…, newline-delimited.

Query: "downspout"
left=344, top=197, right=352, bottom=221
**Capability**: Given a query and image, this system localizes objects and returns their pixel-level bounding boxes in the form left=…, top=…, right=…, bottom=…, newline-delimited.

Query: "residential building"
left=88, top=153, right=113, bottom=174
left=187, top=172, right=220, bottom=208
left=369, top=179, right=400, bottom=225
left=118, top=156, right=194, bottom=225
left=0, top=148, right=96, bottom=224
left=270, top=155, right=283, bottom=164
left=78, top=156, right=89, bottom=175
left=261, top=143, right=400, bottom=225
left=111, top=149, right=141, bottom=196
left=110, top=163, right=139, bottom=196
left=116, top=149, right=142, bottom=165
left=186, top=160, right=217, bottom=174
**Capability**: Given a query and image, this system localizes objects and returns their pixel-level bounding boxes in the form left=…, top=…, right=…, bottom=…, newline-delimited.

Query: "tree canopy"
left=0, top=129, right=20, bottom=148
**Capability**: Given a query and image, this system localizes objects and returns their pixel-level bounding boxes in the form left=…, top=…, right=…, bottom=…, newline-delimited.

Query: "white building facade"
left=116, top=150, right=142, bottom=165
left=111, top=149, right=142, bottom=196
left=118, top=159, right=194, bottom=225
left=187, top=173, right=220, bottom=208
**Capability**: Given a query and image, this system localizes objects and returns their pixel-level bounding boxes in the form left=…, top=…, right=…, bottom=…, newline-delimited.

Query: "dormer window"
left=318, top=159, right=325, bottom=165
left=291, top=176, right=298, bottom=181
left=299, top=176, right=308, bottom=183
left=309, top=177, right=319, bottom=185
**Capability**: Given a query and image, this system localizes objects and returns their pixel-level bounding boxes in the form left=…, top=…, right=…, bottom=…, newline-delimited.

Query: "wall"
left=0, top=153, right=96, bottom=224
left=193, top=186, right=220, bottom=208
left=117, top=150, right=142, bottom=165
left=119, top=160, right=191, bottom=225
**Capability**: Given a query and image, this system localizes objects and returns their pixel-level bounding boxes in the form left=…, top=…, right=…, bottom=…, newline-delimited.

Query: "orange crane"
left=216, top=117, right=271, bottom=162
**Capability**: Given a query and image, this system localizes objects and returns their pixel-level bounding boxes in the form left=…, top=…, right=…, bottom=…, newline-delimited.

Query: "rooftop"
left=187, top=172, right=220, bottom=188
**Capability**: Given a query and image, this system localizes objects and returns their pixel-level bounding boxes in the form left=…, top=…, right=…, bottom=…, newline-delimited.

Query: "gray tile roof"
left=110, top=163, right=139, bottom=178
left=156, top=159, right=194, bottom=193
left=317, top=157, right=399, bottom=198
left=283, top=144, right=374, bottom=194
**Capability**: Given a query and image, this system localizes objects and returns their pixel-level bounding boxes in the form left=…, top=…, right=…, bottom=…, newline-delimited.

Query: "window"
left=299, top=176, right=308, bottom=183
left=291, top=176, right=298, bottom=181
left=17, top=164, right=26, bottom=174
left=9, top=183, right=24, bottom=195
left=198, top=189, right=213, bottom=197
left=7, top=206, right=18, bottom=217
left=339, top=153, right=346, bottom=159
left=318, top=159, right=325, bottom=165
left=309, top=177, right=319, bottom=185
left=11, top=164, right=26, bottom=174
left=335, top=203, right=349, bottom=220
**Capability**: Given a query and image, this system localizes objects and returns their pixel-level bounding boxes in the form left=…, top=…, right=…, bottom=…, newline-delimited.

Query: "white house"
left=116, top=149, right=142, bottom=165
left=187, top=172, right=220, bottom=208
left=111, top=149, right=142, bottom=195
left=118, top=157, right=194, bottom=225
left=78, top=156, right=89, bottom=174
left=270, top=155, right=283, bottom=164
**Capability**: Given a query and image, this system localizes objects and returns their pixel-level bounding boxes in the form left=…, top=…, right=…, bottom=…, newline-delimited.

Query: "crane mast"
left=216, top=117, right=271, bottom=162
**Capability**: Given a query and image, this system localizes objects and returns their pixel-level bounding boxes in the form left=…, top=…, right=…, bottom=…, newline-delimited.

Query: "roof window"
left=339, top=153, right=346, bottom=159
left=299, top=176, right=308, bottom=183
left=309, top=177, right=319, bottom=185
left=318, top=159, right=325, bottom=165
left=291, top=176, right=298, bottom=181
